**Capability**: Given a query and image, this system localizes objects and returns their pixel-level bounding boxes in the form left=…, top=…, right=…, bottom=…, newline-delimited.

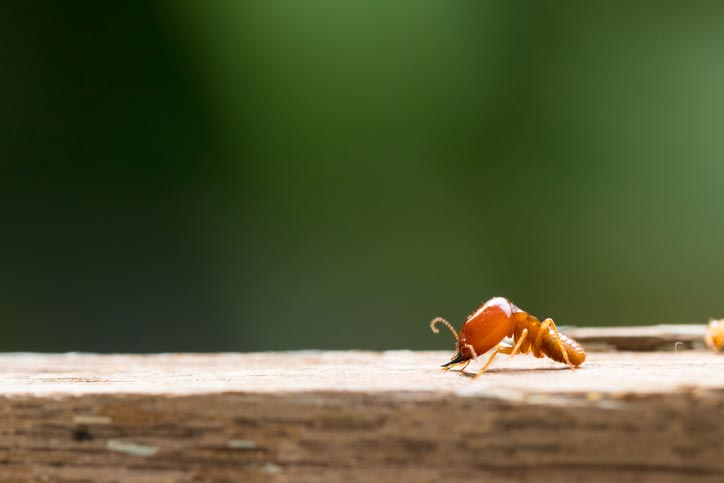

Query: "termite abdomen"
left=541, top=330, right=586, bottom=366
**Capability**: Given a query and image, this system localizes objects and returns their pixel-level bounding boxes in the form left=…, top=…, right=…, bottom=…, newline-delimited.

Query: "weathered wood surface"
left=566, top=324, right=708, bottom=351
left=1, top=349, right=723, bottom=483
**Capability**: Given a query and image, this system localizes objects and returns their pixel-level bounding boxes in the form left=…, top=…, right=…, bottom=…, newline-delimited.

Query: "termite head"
left=706, top=319, right=724, bottom=352
left=430, top=297, right=519, bottom=369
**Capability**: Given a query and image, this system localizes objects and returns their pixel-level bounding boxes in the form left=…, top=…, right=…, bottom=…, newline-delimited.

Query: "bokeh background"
left=4, top=1, right=724, bottom=352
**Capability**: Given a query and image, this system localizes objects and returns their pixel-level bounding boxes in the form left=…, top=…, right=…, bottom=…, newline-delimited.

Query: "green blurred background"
left=3, top=1, right=724, bottom=352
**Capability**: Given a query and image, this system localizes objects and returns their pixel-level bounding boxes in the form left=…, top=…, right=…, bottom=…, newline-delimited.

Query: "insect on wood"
left=705, top=319, right=724, bottom=352
left=430, top=297, right=586, bottom=378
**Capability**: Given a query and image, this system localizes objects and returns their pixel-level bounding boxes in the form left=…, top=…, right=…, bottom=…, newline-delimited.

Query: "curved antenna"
left=429, top=317, right=459, bottom=340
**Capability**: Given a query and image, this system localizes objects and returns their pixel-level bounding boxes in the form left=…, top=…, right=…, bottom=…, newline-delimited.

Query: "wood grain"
left=0, top=349, right=723, bottom=482
left=565, top=324, right=708, bottom=351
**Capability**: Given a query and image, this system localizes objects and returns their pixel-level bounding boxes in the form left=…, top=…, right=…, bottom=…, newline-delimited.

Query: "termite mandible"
left=430, top=297, right=586, bottom=378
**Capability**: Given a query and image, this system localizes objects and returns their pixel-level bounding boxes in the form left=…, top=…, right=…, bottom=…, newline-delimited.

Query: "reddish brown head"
left=441, top=297, right=520, bottom=367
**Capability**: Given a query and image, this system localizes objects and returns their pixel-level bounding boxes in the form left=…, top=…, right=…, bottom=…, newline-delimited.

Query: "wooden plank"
left=565, top=324, right=708, bottom=351
left=1, top=351, right=724, bottom=482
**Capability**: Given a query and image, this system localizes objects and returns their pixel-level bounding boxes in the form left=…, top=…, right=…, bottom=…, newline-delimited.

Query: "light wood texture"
left=1, top=349, right=723, bottom=482
left=565, top=324, right=708, bottom=351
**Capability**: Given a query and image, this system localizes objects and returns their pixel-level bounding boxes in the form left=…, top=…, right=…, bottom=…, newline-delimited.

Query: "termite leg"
left=509, top=328, right=528, bottom=357
left=529, top=318, right=550, bottom=357
left=441, top=348, right=472, bottom=372
left=464, top=343, right=479, bottom=361
left=472, top=345, right=514, bottom=380
left=542, top=318, right=575, bottom=370
left=442, top=360, right=471, bottom=372
left=442, top=359, right=469, bottom=372
left=441, top=343, right=478, bottom=372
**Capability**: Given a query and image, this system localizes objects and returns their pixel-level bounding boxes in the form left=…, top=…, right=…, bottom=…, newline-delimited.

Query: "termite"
left=705, top=319, right=724, bottom=352
left=430, top=296, right=586, bottom=378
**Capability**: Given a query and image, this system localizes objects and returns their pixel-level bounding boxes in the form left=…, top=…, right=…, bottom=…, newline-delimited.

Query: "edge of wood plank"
left=565, top=324, right=708, bottom=351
